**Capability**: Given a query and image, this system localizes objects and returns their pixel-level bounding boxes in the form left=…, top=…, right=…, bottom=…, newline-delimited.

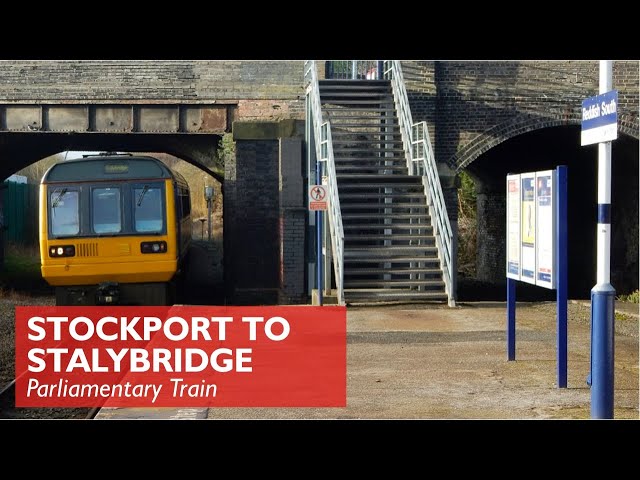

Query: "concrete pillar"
left=225, top=120, right=306, bottom=305
left=278, top=137, right=306, bottom=304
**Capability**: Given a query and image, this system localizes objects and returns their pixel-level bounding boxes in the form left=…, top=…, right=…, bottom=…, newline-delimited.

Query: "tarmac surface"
left=96, top=299, right=639, bottom=420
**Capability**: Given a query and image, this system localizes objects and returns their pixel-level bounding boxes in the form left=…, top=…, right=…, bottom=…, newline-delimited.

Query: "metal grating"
left=76, top=242, right=98, bottom=257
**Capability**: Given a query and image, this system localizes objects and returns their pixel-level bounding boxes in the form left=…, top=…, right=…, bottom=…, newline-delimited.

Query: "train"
left=39, top=153, right=192, bottom=306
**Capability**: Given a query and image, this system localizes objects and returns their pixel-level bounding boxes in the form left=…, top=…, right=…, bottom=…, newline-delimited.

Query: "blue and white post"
left=590, top=60, right=615, bottom=419
left=316, top=149, right=324, bottom=306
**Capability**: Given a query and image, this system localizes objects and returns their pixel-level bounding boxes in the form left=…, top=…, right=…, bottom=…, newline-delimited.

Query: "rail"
left=304, top=60, right=345, bottom=305
left=383, top=60, right=456, bottom=306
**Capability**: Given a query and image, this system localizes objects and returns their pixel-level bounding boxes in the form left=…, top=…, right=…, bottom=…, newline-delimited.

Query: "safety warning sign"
left=309, top=185, right=328, bottom=211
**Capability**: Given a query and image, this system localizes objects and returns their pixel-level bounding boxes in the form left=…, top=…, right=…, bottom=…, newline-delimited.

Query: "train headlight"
left=49, top=245, right=76, bottom=257
left=140, top=241, right=167, bottom=254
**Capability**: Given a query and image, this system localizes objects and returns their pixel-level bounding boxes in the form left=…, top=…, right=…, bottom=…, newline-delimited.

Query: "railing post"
left=449, top=221, right=458, bottom=307
left=305, top=84, right=316, bottom=300
left=316, top=155, right=323, bottom=306
left=308, top=64, right=345, bottom=305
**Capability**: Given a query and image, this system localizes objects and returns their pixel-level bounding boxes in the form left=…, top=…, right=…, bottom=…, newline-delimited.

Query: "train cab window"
left=50, top=188, right=79, bottom=236
left=134, top=185, right=163, bottom=232
left=92, top=187, right=122, bottom=234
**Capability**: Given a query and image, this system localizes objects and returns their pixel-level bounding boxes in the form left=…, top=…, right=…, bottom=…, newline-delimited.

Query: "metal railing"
left=304, top=60, right=345, bottom=305
left=383, top=60, right=456, bottom=306
left=324, top=60, right=381, bottom=80
left=382, top=61, right=415, bottom=175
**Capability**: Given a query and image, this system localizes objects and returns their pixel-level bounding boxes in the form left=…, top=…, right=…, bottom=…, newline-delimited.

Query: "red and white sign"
left=15, top=305, right=346, bottom=408
left=309, top=185, right=327, bottom=211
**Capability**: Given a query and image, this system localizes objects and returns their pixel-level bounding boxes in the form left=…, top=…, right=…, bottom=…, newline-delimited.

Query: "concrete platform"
left=94, top=300, right=638, bottom=420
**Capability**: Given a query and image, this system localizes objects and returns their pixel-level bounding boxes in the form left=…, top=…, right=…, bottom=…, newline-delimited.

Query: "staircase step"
left=336, top=164, right=407, bottom=169
left=343, top=289, right=448, bottom=303
left=345, top=236, right=434, bottom=243
left=329, top=120, right=399, bottom=125
left=342, top=212, right=430, bottom=220
left=338, top=184, right=424, bottom=191
left=320, top=88, right=391, bottom=94
left=342, top=223, right=433, bottom=233
left=345, top=253, right=439, bottom=262
left=321, top=99, right=394, bottom=106
left=320, top=79, right=390, bottom=86
left=320, top=86, right=391, bottom=91
left=336, top=145, right=404, bottom=149
left=334, top=149, right=404, bottom=155
left=320, top=91, right=392, bottom=97
left=338, top=174, right=420, bottom=181
left=337, top=170, right=409, bottom=176
left=331, top=135, right=403, bottom=142
left=345, top=240, right=436, bottom=248
left=337, top=170, right=409, bottom=175
left=344, top=279, right=445, bottom=288
left=336, top=163, right=407, bottom=169
left=334, top=155, right=406, bottom=161
left=332, top=127, right=401, bottom=133
left=344, top=245, right=438, bottom=256
left=323, top=106, right=396, bottom=111
left=332, top=139, right=403, bottom=144
left=340, top=192, right=425, bottom=200
left=329, top=122, right=399, bottom=128
left=341, top=203, right=427, bottom=210
left=345, top=267, right=443, bottom=276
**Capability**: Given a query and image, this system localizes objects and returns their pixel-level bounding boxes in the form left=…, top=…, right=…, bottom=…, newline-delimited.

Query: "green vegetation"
left=210, top=133, right=235, bottom=178
left=0, top=243, right=50, bottom=293
left=617, top=289, right=639, bottom=303
left=614, top=311, right=629, bottom=321
left=457, top=170, right=477, bottom=276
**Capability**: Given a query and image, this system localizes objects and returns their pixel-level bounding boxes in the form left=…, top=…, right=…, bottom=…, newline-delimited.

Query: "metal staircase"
left=305, top=61, right=455, bottom=306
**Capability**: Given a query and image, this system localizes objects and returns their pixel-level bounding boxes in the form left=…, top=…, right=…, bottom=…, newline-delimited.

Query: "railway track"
left=0, top=379, right=96, bottom=419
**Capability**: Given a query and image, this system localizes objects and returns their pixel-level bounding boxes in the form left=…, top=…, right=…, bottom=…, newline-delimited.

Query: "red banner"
left=15, top=306, right=346, bottom=408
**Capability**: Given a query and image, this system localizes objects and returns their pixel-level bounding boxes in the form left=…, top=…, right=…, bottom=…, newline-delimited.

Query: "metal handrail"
left=382, top=61, right=415, bottom=175
left=304, top=60, right=345, bottom=305
left=383, top=61, right=455, bottom=306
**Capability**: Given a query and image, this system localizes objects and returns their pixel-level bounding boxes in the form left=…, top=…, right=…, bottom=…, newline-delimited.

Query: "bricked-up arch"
left=466, top=126, right=638, bottom=299
left=452, top=112, right=639, bottom=172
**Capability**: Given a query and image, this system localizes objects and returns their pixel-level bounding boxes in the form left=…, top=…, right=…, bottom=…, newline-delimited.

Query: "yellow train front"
left=39, top=154, right=192, bottom=306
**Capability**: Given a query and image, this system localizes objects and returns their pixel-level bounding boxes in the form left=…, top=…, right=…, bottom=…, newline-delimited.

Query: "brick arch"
left=452, top=112, right=639, bottom=172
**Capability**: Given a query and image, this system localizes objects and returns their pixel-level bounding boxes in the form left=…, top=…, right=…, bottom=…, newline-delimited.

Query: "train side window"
left=92, top=187, right=122, bottom=234
left=50, top=188, right=79, bottom=236
left=134, top=186, right=163, bottom=232
left=180, top=191, right=190, bottom=217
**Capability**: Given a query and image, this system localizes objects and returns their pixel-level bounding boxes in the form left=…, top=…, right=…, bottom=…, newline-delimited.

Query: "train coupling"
left=96, top=282, right=120, bottom=305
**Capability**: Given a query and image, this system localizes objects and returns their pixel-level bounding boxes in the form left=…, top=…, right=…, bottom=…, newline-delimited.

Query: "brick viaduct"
left=0, top=60, right=637, bottom=302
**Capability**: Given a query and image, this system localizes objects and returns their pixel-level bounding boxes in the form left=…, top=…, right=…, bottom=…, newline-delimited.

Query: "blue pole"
left=507, top=278, right=516, bottom=361
left=316, top=162, right=323, bottom=306
left=556, top=166, right=568, bottom=388
left=591, top=285, right=615, bottom=417
left=590, top=60, right=615, bottom=419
